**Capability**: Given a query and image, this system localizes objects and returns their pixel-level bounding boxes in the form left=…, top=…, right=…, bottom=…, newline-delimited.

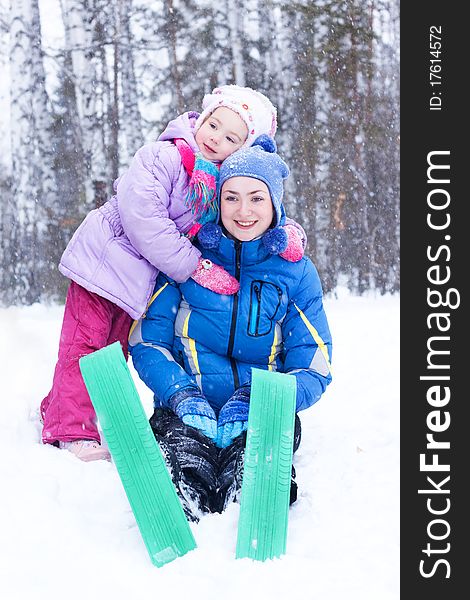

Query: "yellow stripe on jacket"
left=294, top=302, right=332, bottom=373
left=182, top=311, right=200, bottom=375
left=268, top=328, right=278, bottom=371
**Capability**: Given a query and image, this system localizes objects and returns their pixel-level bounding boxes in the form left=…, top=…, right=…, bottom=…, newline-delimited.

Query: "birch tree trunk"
left=256, top=0, right=283, bottom=95
left=0, top=2, right=14, bottom=303
left=211, top=3, right=232, bottom=88
left=309, top=10, right=334, bottom=285
left=60, top=0, right=105, bottom=208
left=118, top=0, right=143, bottom=163
left=9, top=0, right=56, bottom=304
left=163, top=0, right=184, bottom=114
left=93, top=1, right=115, bottom=190
left=226, top=0, right=245, bottom=85
left=272, top=1, right=296, bottom=194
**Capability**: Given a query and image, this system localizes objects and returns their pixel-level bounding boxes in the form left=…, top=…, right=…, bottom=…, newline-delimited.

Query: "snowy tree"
left=47, top=48, right=86, bottom=301
left=59, top=0, right=103, bottom=207
left=146, top=0, right=233, bottom=129
left=117, top=0, right=143, bottom=162
left=57, top=0, right=146, bottom=191
left=7, top=0, right=57, bottom=304
left=365, top=0, right=399, bottom=293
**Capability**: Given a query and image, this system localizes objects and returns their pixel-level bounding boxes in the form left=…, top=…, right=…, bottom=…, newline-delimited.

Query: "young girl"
left=41, top=85, right=305, bottom=461
left=129, top=136, right=332, bottom=520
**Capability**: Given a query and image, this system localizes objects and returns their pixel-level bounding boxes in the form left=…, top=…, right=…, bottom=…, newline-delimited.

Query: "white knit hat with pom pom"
left=194, top=85, right=277, bottom=148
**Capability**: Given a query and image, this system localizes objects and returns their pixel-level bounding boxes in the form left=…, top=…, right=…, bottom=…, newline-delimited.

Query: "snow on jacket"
left=129, top=233, right=333, bottom=413
left=59, top=112, right=203, bottom=320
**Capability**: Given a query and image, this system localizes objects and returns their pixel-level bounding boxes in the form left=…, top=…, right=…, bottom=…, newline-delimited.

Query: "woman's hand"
left=216, top=386, right=251, bottom=448
left=169, top=388, right=217, bottom=441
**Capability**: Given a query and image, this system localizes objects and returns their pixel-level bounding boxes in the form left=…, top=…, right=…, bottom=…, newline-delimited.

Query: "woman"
left=129, top=136, right=332, bottom=521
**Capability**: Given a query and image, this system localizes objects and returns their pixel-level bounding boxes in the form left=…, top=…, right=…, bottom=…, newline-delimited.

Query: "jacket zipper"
left=249, top=283, right=262, bottom=336
left=228, top=242, right=241, bottom=389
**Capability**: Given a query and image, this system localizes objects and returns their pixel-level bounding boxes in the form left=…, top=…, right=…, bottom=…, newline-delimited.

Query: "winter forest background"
left=0, top=0, right=400, bottom=308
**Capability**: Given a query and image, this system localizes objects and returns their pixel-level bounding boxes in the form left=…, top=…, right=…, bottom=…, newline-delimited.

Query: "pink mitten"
left=279, top=224, right=305, bottom=262
left=191, top=258, right=240, bottom=295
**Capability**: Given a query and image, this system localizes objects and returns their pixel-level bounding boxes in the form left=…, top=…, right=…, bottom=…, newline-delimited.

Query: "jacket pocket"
left=248, top=280, right=283, bottom=337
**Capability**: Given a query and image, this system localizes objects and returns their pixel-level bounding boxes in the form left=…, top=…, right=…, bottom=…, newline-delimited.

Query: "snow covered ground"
left=0, top=289, right=399, bottom=600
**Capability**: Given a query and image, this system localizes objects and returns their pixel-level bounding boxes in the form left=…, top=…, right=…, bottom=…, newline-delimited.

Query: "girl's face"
left=195, top=107, right=248, bottom=161
left=220, top=177, right=274, bottom=241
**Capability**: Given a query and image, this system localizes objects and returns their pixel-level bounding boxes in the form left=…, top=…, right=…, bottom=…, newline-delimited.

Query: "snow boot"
left=214, top=431, right=246, bottom=513
left=293, top=413, right=302, bottom=453
left=149, top=408, right=218, bottom=522
left=290, top=464, right=298, bottom=504
left=58, top=439, right=111, bottom=462
left=289, top=413, right=301, bottom=504
left=215, top=414, right=302, bottom=512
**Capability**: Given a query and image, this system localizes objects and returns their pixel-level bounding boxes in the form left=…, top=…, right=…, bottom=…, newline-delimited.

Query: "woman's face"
left=220, top=177, right=274, bottom=241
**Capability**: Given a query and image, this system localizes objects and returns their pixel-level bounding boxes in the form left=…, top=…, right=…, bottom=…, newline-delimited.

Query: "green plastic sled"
left=79, top=341, right=196, bottom=567
left=236, top=368, right=297, bottom=561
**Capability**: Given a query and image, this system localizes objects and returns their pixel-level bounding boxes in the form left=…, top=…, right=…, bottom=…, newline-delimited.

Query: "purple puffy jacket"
left=59, top=112, right=203, bottom=320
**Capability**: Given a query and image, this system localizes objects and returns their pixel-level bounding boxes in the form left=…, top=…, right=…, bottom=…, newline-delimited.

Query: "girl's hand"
left=191, top=258, right=240, bottom=295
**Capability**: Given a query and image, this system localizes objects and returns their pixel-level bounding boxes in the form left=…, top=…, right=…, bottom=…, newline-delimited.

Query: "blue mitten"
left=169, top=388, right=217, bottom=441
left=217, top=386, right=251, bottom=448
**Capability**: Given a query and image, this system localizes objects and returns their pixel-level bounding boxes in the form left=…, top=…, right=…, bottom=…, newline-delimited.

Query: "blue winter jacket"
left=129, top=234, right=332, bottom=413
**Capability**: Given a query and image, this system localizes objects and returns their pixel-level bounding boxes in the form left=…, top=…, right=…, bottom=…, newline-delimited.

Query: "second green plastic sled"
left=236, top=368, right=297, bottom=561
left=79, top=341, right=196, bottom=567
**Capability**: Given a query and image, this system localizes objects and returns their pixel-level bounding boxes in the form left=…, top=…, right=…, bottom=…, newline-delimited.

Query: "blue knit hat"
left=218, top=134, right=289, bottom=227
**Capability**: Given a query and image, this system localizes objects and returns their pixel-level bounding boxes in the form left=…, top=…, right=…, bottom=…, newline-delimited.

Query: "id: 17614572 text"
left=429, top=25, right=442, bottom=111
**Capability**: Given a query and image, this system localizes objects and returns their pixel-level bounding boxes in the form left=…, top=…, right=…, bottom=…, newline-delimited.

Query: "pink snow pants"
left=40, top=281, right=132, bottom=444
